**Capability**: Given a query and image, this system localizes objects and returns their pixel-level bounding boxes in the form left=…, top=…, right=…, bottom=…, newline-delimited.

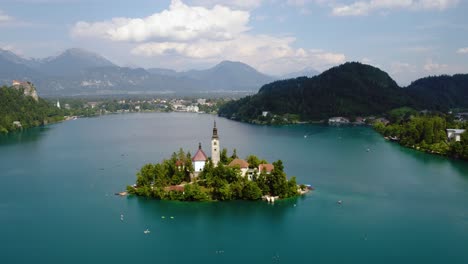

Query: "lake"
left=1, top=112, right=468, bottom=263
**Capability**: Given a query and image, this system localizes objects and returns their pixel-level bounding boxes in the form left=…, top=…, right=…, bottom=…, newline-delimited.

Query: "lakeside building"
left=192, top=143, right=208, bottom=174
left=211, top=121, right=220, bottom=166
left=328, top=117, right=350, bottom=125
left=228, top=158, right=249, bottom=177
left=447, top=129, right=466, bottom=142
left=191, top=121, right=221, bottom=178
left=189, top=122, right=273, bottom=181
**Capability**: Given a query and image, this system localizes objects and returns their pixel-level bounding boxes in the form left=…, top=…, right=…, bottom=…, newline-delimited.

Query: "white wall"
left=194, top=161, right=205, bottom=172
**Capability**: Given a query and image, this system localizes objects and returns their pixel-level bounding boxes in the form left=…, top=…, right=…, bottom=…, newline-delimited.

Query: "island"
left=127, top=122, right=310, bottom=201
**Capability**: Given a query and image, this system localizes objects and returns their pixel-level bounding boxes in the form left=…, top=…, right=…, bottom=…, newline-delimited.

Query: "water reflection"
left=133, top=196, right=300, bottom=224
left=0, top=126, right=50, bottom=146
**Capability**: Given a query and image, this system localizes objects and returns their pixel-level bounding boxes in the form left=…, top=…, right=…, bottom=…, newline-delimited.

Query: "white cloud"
left=457, top=47, right=468, bottom=54
left=0, top=10, right=12, bottom=23
left=0, top=44, right=24, bottom=55
left=190, top=0, right=263, bottom=9
left=131, top=35, right=345, bottom=75
left=71, top=0, right=250, bottom=42
left=390, top=61, right=417, bottom=75
left=332, top=0, right=459, bottom=16
left=72, top=0, right=345, bottom=75
left=423, top=59, right=448, bottom=72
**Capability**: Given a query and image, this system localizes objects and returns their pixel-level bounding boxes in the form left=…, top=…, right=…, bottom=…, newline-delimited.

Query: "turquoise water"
left=1, top=112, right=468, bottom=263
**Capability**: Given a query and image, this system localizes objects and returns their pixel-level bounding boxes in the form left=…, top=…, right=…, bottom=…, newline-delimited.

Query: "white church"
left=191, top=121, right=220, bottom=176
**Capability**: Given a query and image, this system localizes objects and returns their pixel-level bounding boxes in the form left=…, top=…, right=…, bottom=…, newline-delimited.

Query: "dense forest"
left=128, top=148, right=301, bottom=201
left=0, top=86, right=64, bottom=133
left=406, top=74, right=468, bottom=111
left=373, top=108, right=468, bottom=160
left=218, top=62, right=468, bottom=124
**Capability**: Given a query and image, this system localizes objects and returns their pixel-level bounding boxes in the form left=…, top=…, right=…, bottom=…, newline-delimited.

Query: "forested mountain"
left=219, top=62, right=412, bottom=122
left=219, top=62, right=468, bottom=123
left=406, top=74, right=468, bottom=111
left=0, top=49, right=274, bottom=96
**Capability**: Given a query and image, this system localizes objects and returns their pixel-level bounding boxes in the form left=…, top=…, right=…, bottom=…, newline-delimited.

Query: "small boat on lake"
left=144, top=229, right=150, bottom=234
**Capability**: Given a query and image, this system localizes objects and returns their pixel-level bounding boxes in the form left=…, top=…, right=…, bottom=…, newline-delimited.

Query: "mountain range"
left=218, top=62, right=468, bottom=122
left=0, top=48, right=314, bottom=96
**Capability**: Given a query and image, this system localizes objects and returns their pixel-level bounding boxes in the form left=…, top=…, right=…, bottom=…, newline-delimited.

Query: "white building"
left=56, top=100, right=61, bottom=109
left=187, top=105, right=199, bottom=113
left=328, top=117, right=350, bottom=125
left=192, top=143, right=208, bottom=173
left=211, top=121, right=220, bottom=167
left=262, top=111, right=269, bottom=117
left=447, top=129, right=466, bottom=142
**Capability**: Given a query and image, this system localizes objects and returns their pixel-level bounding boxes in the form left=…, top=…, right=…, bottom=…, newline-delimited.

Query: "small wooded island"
left=127, top=122, right=309, bottom=201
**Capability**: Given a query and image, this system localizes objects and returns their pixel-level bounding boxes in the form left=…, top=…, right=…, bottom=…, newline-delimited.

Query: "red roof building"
left=192, top=143, right=208, bottom=162
left=228, top=158, right=249, bottom=169
left=258, top=164, right=274, bottom=173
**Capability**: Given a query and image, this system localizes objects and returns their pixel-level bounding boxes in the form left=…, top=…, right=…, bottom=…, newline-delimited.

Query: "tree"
left=220, top=148, right=229, bottom=164
left=243, top=181, right=262, bottom=200
left=231, top=148, right=238, bottom=159
left=246, top=155, right=260, bottom=169
left=267, top=160, right=288, bottom=197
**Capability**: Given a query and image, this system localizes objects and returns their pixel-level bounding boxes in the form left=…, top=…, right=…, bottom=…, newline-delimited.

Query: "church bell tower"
left=211, top=121, right=220, bottom=167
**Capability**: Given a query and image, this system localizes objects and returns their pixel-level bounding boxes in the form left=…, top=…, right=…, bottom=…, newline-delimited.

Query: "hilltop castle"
left=11, top=80, right=39, bottom=101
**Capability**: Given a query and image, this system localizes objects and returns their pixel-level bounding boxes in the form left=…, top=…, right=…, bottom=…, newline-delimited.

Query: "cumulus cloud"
left=390, top=61, right=417, bottom=75
left=190, top=0, right=263, bottom=9
left=457, top=47, right=468, bottom=54
left=423, top=59, right=448, bottom=72
left=332, top=0, right=459, bottom=16
left=131, top=36, right=345, bottom=74
left=71, top=0, right=250, bottom=42
left=0, top=10, right=12, bottom=23
left=72, top=0, right=345, bottom=75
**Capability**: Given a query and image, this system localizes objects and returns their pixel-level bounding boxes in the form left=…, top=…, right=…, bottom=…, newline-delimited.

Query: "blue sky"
left=0, top=0, right=467, bottom=85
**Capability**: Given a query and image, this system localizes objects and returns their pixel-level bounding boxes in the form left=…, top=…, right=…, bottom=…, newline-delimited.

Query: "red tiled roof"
left=259, top=164, right=274, bottom=173
left=175, top=160, right=184, bottom=166
left=192, top=149, right=207, bottom=162
left=228, top=158, right=249, bottom=169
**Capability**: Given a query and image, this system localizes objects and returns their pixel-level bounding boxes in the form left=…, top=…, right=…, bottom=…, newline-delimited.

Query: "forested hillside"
left=406, top=74, right=468, bottom=111
left=219, top=62, right=411, bottom=122
left=219, top=62, right=468, bottom=123
left=0, top=86, right=63, bottom=133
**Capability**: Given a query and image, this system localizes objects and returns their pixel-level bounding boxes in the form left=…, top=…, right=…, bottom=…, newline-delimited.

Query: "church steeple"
left=212, top=121, right=219, bottom=139
left=211, top=120, right=220, bottom=167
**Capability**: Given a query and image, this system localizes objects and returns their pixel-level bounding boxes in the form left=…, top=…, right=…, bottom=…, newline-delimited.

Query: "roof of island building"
left=228, top=158, right=249, bottom=169
left=192, top=143, right=208, bottom=162
left=446, top=129, right=466, bottom=134
left=259, top=164, right=274, bottom=173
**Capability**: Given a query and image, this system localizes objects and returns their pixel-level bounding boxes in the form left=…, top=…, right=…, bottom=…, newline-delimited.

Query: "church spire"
left=211, top=120, right=220, bottom=167
left=212, top=120, right=219, bottom=139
